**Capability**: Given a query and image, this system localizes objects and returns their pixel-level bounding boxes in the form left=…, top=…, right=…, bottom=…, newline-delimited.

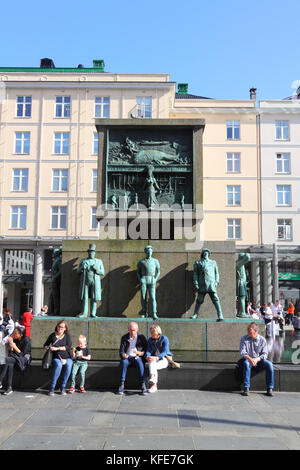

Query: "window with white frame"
left=94, top=97, right=110, bottom=118
left=15, top=132, right=30, bottom=154
left=226, top=121, right=240, bottom=140
left=276, top=185, right=291, bottom=206
left=16, top=96, right=32, bottom=117
left=10, top=206, right=27, bottom=229
left=136, top=97, right=152, bottom=118
left=227, top=185, right=241, bottom=205
left=92, top=169, right=98, bottom=192
left=93, top=133, right=98, bottom=155
left=277, top=219, right=292, bottom=240
left=276, top=153, right=290, bottom=173
left=12, top=169, right=28, bottom=191
left=54, top=132, right=70, bottom=154
left=275, top=120, right=289, bottom=140
left=55, top=96, right=71, bottom=118
left=226, top=153, right=240, bottom=173
left=51, top=206, right=67, bottom=229
left=52, top=169, right=68, bottom=191
left=91, top=207, right=99, bottom=230
left=227, top=218, right=241, bottom=239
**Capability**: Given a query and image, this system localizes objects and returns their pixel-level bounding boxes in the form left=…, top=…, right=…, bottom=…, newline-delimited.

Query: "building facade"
left=257, top=97, right=300, bottom=306
left=0, top=59, right=299, bottom=316
left=170, top=93, right=259, bottom=247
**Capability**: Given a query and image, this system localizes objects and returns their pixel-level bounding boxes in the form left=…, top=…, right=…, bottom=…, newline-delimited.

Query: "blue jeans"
left=243, top=358, right=274, bottom=389
left=51, top=358, right=73, bottom=390
left=120, top=357, right=145, bottom=383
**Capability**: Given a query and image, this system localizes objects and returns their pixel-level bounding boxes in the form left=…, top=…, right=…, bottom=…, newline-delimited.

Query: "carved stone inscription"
left=106, top=128, right=193, bottom=208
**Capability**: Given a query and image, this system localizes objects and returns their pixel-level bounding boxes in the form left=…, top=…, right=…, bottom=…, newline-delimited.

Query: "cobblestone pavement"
left=0, top=389, right=300, bottom=450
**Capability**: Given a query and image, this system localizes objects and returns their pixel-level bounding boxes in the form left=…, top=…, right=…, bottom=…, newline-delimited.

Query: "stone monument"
left=30, top=118, right=256, bottom=360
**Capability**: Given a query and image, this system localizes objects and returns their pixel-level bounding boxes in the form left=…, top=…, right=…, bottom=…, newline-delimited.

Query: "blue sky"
left=1, top=0, right=300, bottom=100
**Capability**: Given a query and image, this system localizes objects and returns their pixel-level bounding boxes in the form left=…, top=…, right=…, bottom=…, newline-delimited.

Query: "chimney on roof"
left=40, top=58, right=55, bottom=69
left=93, top=59, right=105, bottom=71
left=178, top=83, right=188, bottom=94
left=250, top=87, right=257, bottom=101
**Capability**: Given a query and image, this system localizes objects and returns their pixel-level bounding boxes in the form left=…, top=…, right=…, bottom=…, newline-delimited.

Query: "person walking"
left=21, top=308, right=34, bottom=338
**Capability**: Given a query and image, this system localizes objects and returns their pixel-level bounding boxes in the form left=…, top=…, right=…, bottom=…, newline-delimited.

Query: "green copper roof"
left=0, top=67, right=105, bottom=73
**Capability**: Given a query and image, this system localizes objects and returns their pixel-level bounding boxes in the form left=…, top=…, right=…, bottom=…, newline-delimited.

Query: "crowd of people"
left=0, top=300, right=299, bottom=397
left=243, top=299, right=298, bottom=330
left=0, top=312, right=180, bottom=396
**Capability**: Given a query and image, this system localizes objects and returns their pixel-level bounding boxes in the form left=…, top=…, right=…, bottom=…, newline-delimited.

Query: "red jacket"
left=22, top=311, right=34, bottom=337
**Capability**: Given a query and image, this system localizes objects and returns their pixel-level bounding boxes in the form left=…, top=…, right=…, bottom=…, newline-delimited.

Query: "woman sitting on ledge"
left=44, top=320, right=72, bottom=396
left=0, top=326, right=31, bottom=396
left=146, top=324, right=173, bottom=393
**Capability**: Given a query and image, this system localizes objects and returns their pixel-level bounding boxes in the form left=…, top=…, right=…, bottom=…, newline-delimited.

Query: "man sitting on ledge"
left=117, top=322, right=147, bottom=396
left=239, top=322, right=274, bottom=397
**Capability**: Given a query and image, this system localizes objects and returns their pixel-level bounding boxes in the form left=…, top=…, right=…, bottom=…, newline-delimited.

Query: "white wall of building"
left=260, top=101, right=300, bottom=245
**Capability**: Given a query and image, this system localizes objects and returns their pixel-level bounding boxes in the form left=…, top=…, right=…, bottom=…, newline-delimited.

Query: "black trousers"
left=0, top=357, right=17, bottom=387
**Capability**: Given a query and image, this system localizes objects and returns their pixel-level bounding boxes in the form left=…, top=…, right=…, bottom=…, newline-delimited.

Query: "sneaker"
left=117, top=383, right=124, bottom=395
left=3, top=387, right=13, bottom=396
left=140, top=383, right=147, bottom=396
left=48, top=388, right=55, bottom=396
left=241, top=387, right=249, bottom=396
left=148, top=384, right=157, bottom=394
left=68, top=386, right=75, bottom=394
left=79, top=386, right=86, bottom=394
left=266, top=388, right=273, bottom=397
left=60, top=388, right=67, bottom=396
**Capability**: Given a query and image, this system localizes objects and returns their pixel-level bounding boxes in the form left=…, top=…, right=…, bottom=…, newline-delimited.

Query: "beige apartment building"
left=171, top=89, right=260, bottom=246
left=0, top=59, right=175, bottom=316
left=258, top=95, right=300, bottom=305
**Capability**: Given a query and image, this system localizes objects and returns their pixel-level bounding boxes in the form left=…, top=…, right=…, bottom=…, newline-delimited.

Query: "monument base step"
left=7, top=360, right=300, bottom=393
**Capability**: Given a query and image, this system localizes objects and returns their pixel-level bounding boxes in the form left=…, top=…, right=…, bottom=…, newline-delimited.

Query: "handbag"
left=42, top=348, right=53, bottom=370
left=42, top=337, right=60, bottom=370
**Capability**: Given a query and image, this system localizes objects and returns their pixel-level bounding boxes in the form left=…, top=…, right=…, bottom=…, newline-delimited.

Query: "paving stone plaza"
left=1, top=389, right=300, bottom=450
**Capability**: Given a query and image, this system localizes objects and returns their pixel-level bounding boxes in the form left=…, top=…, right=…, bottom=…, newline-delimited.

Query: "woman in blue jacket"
left=146, top=324, right=172, bottom=393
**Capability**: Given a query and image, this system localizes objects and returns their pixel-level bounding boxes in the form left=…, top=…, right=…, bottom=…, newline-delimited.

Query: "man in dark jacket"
left=118, top=322, right=147, bottom=396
